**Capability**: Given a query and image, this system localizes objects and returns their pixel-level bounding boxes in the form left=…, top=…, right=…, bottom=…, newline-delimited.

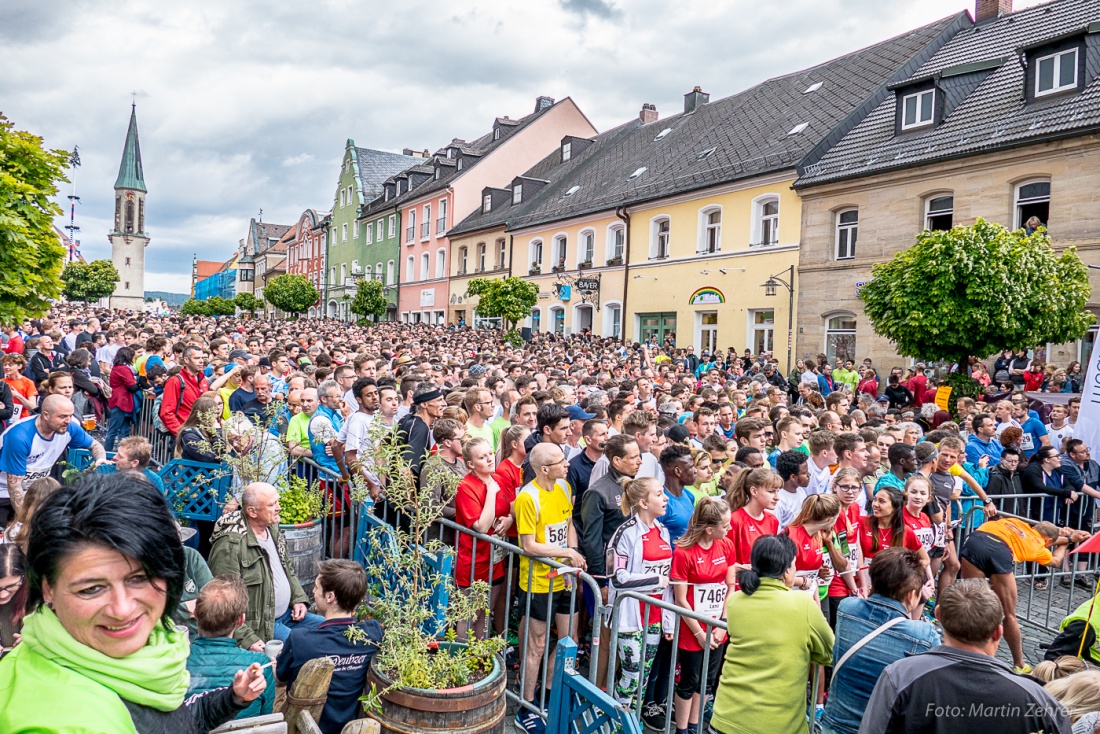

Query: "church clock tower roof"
left=114, top=104, right=146, bottom=192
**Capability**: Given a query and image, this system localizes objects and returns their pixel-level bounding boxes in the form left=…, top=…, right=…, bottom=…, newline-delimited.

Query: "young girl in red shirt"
left=784, top=493, right=844, bottom=603
left=824, top=468, right=865, bottom=627
left=493, top=425, right=529, bottom=540
left=859, top=486, right=932, bottom=597
left=725, top=466, right=781, bottom=568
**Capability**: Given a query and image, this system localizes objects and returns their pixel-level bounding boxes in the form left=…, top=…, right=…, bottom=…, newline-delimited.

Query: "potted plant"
left=578, top=259, right=592, bottom=269
left=607, top=255, right=623, bottom=266
left=528, top=263, right=541, bottom=275
left=354, top=422, right=506, bottom=733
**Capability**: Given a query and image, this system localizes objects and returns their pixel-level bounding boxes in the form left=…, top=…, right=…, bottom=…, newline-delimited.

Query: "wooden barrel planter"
left=280, top=518, right=323, bottom=595
left=365, top=643, right=506, bottom=734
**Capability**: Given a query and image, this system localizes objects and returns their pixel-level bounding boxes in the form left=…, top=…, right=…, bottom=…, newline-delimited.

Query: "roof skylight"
left=804, top=82, right=823, bottom=93
left=564, top=185, right=581, bottom=197
left=697, top=146, right=717, bottom=160
left=654, top=128, right=673, bottom=141
left=628, top=167, right=647, bottom=179
left=788, top=123, right=809, bottom=135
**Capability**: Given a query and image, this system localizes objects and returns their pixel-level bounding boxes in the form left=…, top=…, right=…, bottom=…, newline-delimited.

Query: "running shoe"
left=515, top=709, right=546, bottom=734
left=641, top=702, right=668, bottom=731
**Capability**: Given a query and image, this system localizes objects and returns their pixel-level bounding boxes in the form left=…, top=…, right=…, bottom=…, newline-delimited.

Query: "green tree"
left=0, top=115, right=69, bottom=324
left=61, top=259, right=120, bottom=303
left=467, top=276, right=539, bottom=331
left=180, top=299, right=211, bottom=315
left=234, top=291, right=263, bottom=316
left=205, top=296, right=237, bottom=316
left=349, top=279, right=387, bottom=323
left=263, top=273, right=318, bottom=318
left=861, top=218, right=1093, bottom=375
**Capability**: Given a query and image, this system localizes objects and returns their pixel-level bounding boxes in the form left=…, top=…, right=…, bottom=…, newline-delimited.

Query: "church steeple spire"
left=114, top=104, right=146, bottom=192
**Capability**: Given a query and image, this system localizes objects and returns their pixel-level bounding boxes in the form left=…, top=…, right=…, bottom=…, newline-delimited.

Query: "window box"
left=529, top=264, right=541, bottom=275
left=607, top=256, right=623, bottom=266
left=552, top=265, right=565, bottom=273
left=579, top=260, right=592, bottom=269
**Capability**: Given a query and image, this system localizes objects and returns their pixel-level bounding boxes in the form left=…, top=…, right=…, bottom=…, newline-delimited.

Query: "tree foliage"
left=861, top=218, right=1093, bottom=370
left=263, top=274, right=318, bottom=317
left=234, top=292, right=263, bottom=316
left=205, top=296, right=237, bottom=316
left=61, top=259, right=119, bottom=303
left=349, top=279, right=387, bottom=322
left=467, top=276, right=539, bottom=330
left=180, top=298, right=210, bottom=315
left=0, top=115, right=69, bottom=323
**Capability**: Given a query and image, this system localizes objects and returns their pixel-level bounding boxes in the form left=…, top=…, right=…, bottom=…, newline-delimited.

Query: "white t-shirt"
left=589, top=451, right=665, bottom=487
left=342, top=411, right=375, bottom=454
left=0, top=417, right=95, bottom=498
left=343, top=388, right=359, bottom=414
left=1049, top=422, right=1075, bottom=452
left=255, top=530, right=291, bottom=617
left=774, top=486, right=807, bottom=530
left=805, top=457, right=833, bottom=497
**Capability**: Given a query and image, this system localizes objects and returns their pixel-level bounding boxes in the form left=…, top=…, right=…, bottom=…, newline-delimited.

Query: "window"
left=459, top=247, right=468, bottom=274
left=1035, top=48, right=1078, bottom=97
left=629, top=167, right=647, bottom=180
left=420, top=253, right=430, bottom=281
left=406, top=209, right=415, bottom=243
left=564, top=185, right=580, bottom=197
left=752, top=196, right=779, bottom=246
left=351, top=259, right=360, bottom=274
left=553, top=235, right=567, bottom=268
left=530, top=308, right=542, bottom=333
left=699, top=207, right=721, bottom=253
left=529, top=239, right=543, bottom=271
left=436, top=249, right=446, bottom=279
left=125, top=257, right=131, bottom=266
left=377, top=220, right=383, bottom=240
left=804, top=82, right=823, bottom=93
left=340, top=189, right=346, bottom=208
left=561, top=142, right=571, bottom=162
left=608, top=224, right=625, bottom=262
left=788, top=122, right=809, bottom=135
left=477, top=243, right=486, bottom=271
left=497, top=239, right=507, bottom=269
left=387, top=260, right=395, bottom=284
left=328, top=267, right=335, bottom=286
left=925, top=195, right=954, bottom=230
left=422, top=205, right=431, bottom=239
left=341, top=263, right=347, bottom=283
left=1015, top=180, right=1050, bottom=230
left=406, top=255, right=415, bottom=281
left=354, top=220, right=359, bottom=239
left=579, top=230, right=594, bottom=264
left=513, top=185, right=523, bottom=205
left=606, top=304, right=622, bottom=338
left=457, top=159, right=463, bottom=171
left=341, top=223, right=348, bottom=242
left=654, top=128, right=673, bottom=141
left=494, top=127, right=500, bottom=141
left=388, top=215, right=395, bottom=238
left=835, top=209, right=858, bottom=260
left=901, top=89, right=934, bottom=130
left=651, top=217, right=670, bottom=259
left=438, top=200, right=447, bottom=234
left=749, top=309, right=774, bottom=355
left=825, top=315, right=857, bottom=365
left=365, top=221, right=372, bottom=244
left=698, top=312, right=718, bottom=353
left=550, top=306, right=565, bottom=335
left=125, top=281, right=130, bottom=290
left=483, top=194, right=492, bottom=214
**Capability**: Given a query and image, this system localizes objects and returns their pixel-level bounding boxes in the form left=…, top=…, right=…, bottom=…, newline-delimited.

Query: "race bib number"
left=545, top=520, right=569, bottom=549
left=914, top=526, right=936, bottom=551
left=642, top=558, right=671, bottom=580
left=694, top=583, right=727, bottom=620
left=1021, top=432, right=1035, bottom=452
left=491, top=540, right=506, bottom=565
left=933, top=521, right=946, bottom=549
left=797, top=570, right=819, bottom=594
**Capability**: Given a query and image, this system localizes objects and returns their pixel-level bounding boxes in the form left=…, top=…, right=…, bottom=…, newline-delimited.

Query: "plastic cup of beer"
left=82, top=414, right=96, bottom=431
left=264, top=639, right=283, bottom=663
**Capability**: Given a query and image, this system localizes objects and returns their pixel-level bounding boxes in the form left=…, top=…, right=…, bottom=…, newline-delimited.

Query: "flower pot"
left=366, top=642, right=506, bottom=734
left=279, top=518, right=323, bottom=596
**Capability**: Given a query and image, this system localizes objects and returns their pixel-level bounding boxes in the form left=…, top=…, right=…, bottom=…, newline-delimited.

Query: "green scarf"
left=21, top=607, right=190, bottom=711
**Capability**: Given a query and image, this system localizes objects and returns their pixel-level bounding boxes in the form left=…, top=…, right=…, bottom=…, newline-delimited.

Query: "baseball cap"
left=469, top=364, right=487, bottom=376
left=666, top=425, right=691, bottom=444
left=228, top=349, right=252, bottom=362
left=566, top=405, right=595, bottom=421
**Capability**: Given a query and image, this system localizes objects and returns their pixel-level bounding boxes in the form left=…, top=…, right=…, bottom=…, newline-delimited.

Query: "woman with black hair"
left=0, top=472, right=266, bottom=732
left=709, top=534, right=834, bottom=734
left=0, top=544, right=27, bottom=652
left=106, top=346, right=143, bottom=451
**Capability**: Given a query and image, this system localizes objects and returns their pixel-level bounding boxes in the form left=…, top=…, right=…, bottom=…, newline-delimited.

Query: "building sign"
left=419, top=289, right=434, bottom=307
left=576, top=277, right=600, bottom=292
left=856, top=280, right=868, bottom=297
left=689, top=287, right=725, bottom=305
left=555, top=284, right=572, bottom=301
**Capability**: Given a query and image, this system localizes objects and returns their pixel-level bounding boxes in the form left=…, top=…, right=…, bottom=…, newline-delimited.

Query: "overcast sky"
left=2, top=0, right=1047, bottom=294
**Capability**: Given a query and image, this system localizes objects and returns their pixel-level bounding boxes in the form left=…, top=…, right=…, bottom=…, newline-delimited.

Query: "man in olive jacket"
left=208, top=482, right=322, bottom=650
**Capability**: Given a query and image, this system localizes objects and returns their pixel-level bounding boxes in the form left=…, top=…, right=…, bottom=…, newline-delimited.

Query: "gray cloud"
left=0, top=0, right=1046, bottom=293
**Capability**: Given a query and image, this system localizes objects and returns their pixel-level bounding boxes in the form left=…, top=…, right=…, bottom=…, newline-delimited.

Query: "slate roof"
left=352, top=147, right=424, bottom=202
left=114, top=105, right=146, bottom=192
left=797, top=0, right=1100, bottom=186
left=363, top=99, right=568, bottom=215
left=454, top=14, right=964, bottom=231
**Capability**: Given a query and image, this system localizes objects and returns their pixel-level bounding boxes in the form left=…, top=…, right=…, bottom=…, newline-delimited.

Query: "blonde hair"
left=620, top=476, right=661, bottom=517
left=461, top=436, right=492, bottom=465
left=677, top=496, right=731, bottom=549
left=726, top=466, right=781, bottom=512
left=1034, top=656, right=1091, bottom=683
left=789, top=492, right=840, bottom=530
left=1045, top=670, right=1100, bottom=723
left=903, top=475, right=933, bottom=508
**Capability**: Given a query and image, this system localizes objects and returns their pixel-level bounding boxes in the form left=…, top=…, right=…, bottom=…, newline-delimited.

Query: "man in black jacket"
left=397, top=383, right=445, bottom=481
left=860, top=579, right=1069, bottom=734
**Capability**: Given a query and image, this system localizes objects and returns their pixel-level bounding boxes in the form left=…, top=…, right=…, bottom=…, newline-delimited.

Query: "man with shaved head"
left=209, top=482, right=322, bottom=650
left=0, top=393, right=104, bottom=520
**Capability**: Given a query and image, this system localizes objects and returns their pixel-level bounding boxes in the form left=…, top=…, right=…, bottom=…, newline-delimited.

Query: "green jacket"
left=208, top=512, right=308, bottom=649
left=1061, top=596, right=1100, bottom=664
left=711, top=578, right=834, bottom=734
left=172, top=546, right=213, bottom=640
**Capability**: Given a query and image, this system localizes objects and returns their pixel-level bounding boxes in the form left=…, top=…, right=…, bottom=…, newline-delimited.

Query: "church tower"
left=108, top=104, right=148, bottom=311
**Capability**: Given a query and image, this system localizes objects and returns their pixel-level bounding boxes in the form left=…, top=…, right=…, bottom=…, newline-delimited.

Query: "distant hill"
left=145, top=291, right=190, bottom=307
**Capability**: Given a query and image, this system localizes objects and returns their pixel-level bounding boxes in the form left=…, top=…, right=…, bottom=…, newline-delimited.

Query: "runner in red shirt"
left=725, top=466, right=781, bottom=567
left=784, top=493, right=844, bottom=603
left=454, top=437, right=513, bottom=640
left=493, top=425, right=529, bottom=540
left=824, top=468, right=865, bottom=626
left=859, top=486, right=932, bottom=597
left=671, top=496, right=735, bottom=734
left=902, top=475, right=937, bottom=554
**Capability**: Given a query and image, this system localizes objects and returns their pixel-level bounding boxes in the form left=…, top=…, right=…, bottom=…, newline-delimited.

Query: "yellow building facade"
left=447, top=225, right=510, bottom=326
left=625, top=171, right=801, bottom=370
left=511, top=210, right=627, bottom=338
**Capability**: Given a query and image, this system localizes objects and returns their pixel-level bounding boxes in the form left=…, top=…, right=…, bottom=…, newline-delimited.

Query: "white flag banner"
left=1073, top=346, right=1100, bottom=453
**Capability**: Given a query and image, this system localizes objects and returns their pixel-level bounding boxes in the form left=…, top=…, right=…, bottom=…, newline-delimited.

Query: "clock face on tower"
left=125, top=191, right=135, bottom=200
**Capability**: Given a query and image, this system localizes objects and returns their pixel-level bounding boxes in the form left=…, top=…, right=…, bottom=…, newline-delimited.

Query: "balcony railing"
left=421, top=222, right=430, bottom=239
left=437, top=217, right=446, bottom=235
left=406, top=226, right=415, bottom=243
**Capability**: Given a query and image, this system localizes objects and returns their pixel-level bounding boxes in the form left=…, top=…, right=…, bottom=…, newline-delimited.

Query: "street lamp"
left=761, top=265, right=795, bottom=373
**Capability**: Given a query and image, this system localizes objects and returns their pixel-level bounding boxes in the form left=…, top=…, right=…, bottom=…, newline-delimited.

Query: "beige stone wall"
left=796, top=135, right=1100, bottom=371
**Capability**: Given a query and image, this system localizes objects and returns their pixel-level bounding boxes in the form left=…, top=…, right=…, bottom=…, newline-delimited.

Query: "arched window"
left=752, top=195, right=779, bottom=246
left=376, top=262, right=383, bottom=284
left=125, top=199, right=135, bottom=233
left=529, top=307, right=542, bottom=333
left=925, top=194, right=954, bottom=231
left=553, top=235, right=568, bottom=269
left=698, top=206, right=722, bottom=253
left=607, top=224, right=625, bottom=263
left=406, top=255, right=415, bottom=282
left=825, top=314, right=857, bottom=365
left=477, top=243, right=486, bottom=272
left=420, top=253, right=430, bottom=281
left=435, top=249, right=446, bottom=279
left=603, top=301, right=622, bottom=338
left=835, top=208, right=858, bottom=260
left=529, top=239, right=543, bottom=273
left=550, top=306, right=565, bottom=335
left=650, top=216, right=670, bottom=259
left=459, top=247, right=468, bottom=274
left=1015, top=179, right=1050, bottom=230
left=387, top=260, right=395, bottom=285
left=496, top=239, right=507, bottom=269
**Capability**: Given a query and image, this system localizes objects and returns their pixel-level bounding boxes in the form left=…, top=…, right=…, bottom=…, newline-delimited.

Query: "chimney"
left=639, top=103, right=658, bottom=125
left=974, top=0, right=1012, bottom=23
left=684, top=86, right=710, bottom=115
left=535, top=96, right=555, bottom=113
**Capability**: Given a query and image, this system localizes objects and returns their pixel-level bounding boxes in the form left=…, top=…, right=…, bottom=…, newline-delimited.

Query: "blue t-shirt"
left=0, top=417, right=94, bottom=498
left=660, top=487, right=697, bottom=542
left=1019, top=416, right=1048, bottom=459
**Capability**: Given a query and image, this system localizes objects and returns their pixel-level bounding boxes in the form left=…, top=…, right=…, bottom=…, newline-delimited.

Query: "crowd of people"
left=0, top=306, right=1100, bottom=733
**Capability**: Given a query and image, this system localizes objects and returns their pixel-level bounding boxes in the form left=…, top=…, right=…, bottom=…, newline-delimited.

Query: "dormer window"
left=482, top=194, right=492, bottom=214
left=512, top=185, right=523, bottom=205
left=1035, top=48, right=1078, bottom=97
left=434, top=168, right=440, bottom=180
left=494, top=128, right=501, bottom=141
left=562, top=142, right=571, bottom=162
left=457, top=159, right=464, bottom=171
left=901, top=89, right=935, bottom=130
